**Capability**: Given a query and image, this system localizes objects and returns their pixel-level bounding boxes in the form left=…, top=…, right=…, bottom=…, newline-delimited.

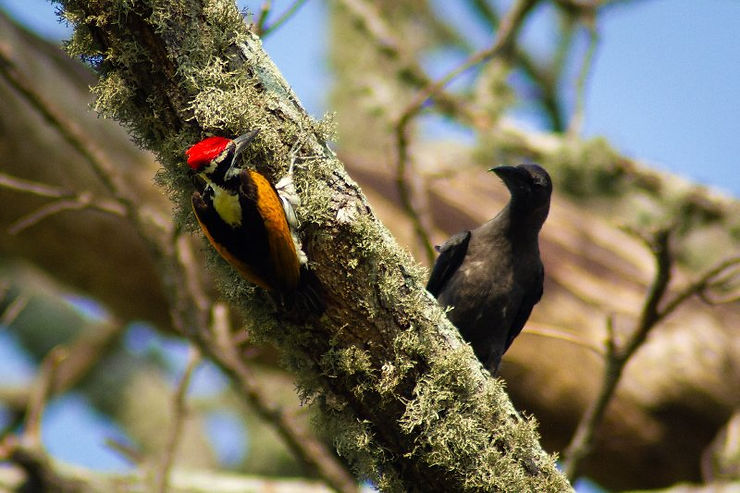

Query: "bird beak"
left=232, top=129, right=260, bottom=158
left=490, top=165, right=525, bottom=189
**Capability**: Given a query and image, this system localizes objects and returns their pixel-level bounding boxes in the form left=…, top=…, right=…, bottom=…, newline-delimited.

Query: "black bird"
left=426, top=164, right=552, bottom=374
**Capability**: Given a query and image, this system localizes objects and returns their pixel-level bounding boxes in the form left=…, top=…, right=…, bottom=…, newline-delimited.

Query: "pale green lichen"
left=53, top=0, right=571, bottom=490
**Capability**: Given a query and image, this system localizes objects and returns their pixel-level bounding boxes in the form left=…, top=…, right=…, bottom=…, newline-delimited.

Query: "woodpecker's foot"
left=275, top=158, right=300, bottom=212
left=191, top=189, right=208, bottom=214
left=274, top=142, right=310, bottom=267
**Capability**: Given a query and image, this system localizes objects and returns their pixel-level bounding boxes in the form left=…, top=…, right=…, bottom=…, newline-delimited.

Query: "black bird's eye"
left=532, top=176, right=548, bottom=189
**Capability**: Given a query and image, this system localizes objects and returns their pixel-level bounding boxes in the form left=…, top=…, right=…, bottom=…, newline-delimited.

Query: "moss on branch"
left=52, top=0, right=571, bottom=490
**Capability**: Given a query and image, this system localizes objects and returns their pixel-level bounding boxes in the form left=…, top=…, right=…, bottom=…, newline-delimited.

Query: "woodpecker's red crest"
left=186, top=136, right=232, bottom=171
left=185, top=131, right=305, bottom=294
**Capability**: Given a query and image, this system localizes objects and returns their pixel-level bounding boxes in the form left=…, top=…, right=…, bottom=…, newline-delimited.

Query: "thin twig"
left=555, top=0, right=608, bottom=10
left=562, top=228, right=672, bottom=479
left=1, top=294, right=29, bottom=328
left=394, top=125, right=435, bottom=264
left=156, top=347, right=201, bottom=493
left=0, top=172, right=72, bottom=199
left=24, top=347, right=68, bottom=448
left=567, top=21, right=599, bottom=137
left=262, top=0, right=309, bottom=37
left=393, top=0, right=540, bottom=263
left=562, top=230, right=739, bottom=480
left=0, top=45, right=137, bottom=215
left=699, top=290, right=740, bottom=306
left=206, top=303, right=360, bottom=493
left=563, top=229, right=673, bottom=479
left=9, top=200, right=89, bottom=235
left=614, top=228, right=673, bottom=358
left=104, top=437, right=145, bottom=466
left=535, top=10, right=577, bottom=133
left=255, top=0, right=271, bottom=35
left=175, top=235, right=211, bottom=316
left=467, top=0, right=500, bottom=28
left=9, top=194, right=126, bottom=235
left=53, top=319, right=128, bottom=394
left=523, top=323, right=604, bottom=357
left=397, top=0, right=540, bottom=125
left=517, top=47, right=565, bottom=131
left=0, top=171, right=126, bottom=234
left=658, top=256, right=739, bottom=319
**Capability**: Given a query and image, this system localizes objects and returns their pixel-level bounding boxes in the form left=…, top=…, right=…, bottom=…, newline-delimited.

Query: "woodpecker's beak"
left=232, top=129, right=260, bottom=158
left=490, top=165, right=527, bottom=191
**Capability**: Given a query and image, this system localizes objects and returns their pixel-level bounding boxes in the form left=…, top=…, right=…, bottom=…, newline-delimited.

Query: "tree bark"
left=45, top=0, right=570, bottom=491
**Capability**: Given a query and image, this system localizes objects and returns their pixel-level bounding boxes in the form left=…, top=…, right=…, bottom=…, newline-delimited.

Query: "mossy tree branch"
left=52, top=0, right=570, bottom=490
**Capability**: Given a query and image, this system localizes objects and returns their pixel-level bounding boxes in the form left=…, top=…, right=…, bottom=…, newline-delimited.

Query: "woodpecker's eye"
left=202, top=184, right=215, bottom=201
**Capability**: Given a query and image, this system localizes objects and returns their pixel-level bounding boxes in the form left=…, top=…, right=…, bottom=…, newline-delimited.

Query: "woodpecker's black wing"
left=426, top=231, right=471, bottom=297
left=191, top=185, right=274, bottom=290
left=503, top=263, right=544, bottom=352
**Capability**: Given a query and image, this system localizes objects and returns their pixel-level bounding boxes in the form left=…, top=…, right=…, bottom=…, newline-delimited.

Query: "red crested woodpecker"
left=185, top=130, right=307, bottom=294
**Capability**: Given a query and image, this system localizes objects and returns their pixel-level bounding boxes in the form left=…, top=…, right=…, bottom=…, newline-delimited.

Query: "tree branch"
left=0, top=44, right=139, bottom=217
left=393, top=0, right=541, bottom=264
left=0, top=171, right=127, bottom=233
left=397, top=0, right=540, bottom=124
left=562, top=228, right=674, bottom=480
left=566, top=17, right=598, bottom=137
left=2, top=10, right=357, bottom=491
left=49, top=0, right=569, bottom=490
left=562, top=227, right=739, bottom=480
left=156, top=347, right=200, bottom=493
left=261, top=0, right=309, bottom=37
left=174, top=236, right=359, bottom=493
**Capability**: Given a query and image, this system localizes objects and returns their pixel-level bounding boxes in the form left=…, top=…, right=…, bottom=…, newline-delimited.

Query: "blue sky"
left=3, top=0, right=739, bottom=196
left=583, top=0, right=740, bottom=196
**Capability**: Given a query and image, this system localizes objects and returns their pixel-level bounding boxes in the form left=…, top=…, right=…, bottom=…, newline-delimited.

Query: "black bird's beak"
left=490, top=165, right=526, bottom=190
left=233, top=129, right=260, bottom=158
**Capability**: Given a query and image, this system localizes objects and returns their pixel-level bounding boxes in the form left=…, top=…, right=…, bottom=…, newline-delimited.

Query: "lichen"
left=51, top=0, right=571, bottom=490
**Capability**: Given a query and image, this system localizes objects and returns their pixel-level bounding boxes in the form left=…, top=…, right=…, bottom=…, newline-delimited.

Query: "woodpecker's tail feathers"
left=276, top=266, right=325, bottom=316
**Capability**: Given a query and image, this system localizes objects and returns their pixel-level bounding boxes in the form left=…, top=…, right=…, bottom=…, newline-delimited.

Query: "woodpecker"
left=185, top=130, right=307, bottom=294
left=426, top=164, right=552, bottom=374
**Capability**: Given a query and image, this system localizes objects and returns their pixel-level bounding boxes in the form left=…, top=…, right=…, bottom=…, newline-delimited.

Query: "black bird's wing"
left=426, top=231, right=472, bottom=297
left=503, top=264, right=544, bottom=352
